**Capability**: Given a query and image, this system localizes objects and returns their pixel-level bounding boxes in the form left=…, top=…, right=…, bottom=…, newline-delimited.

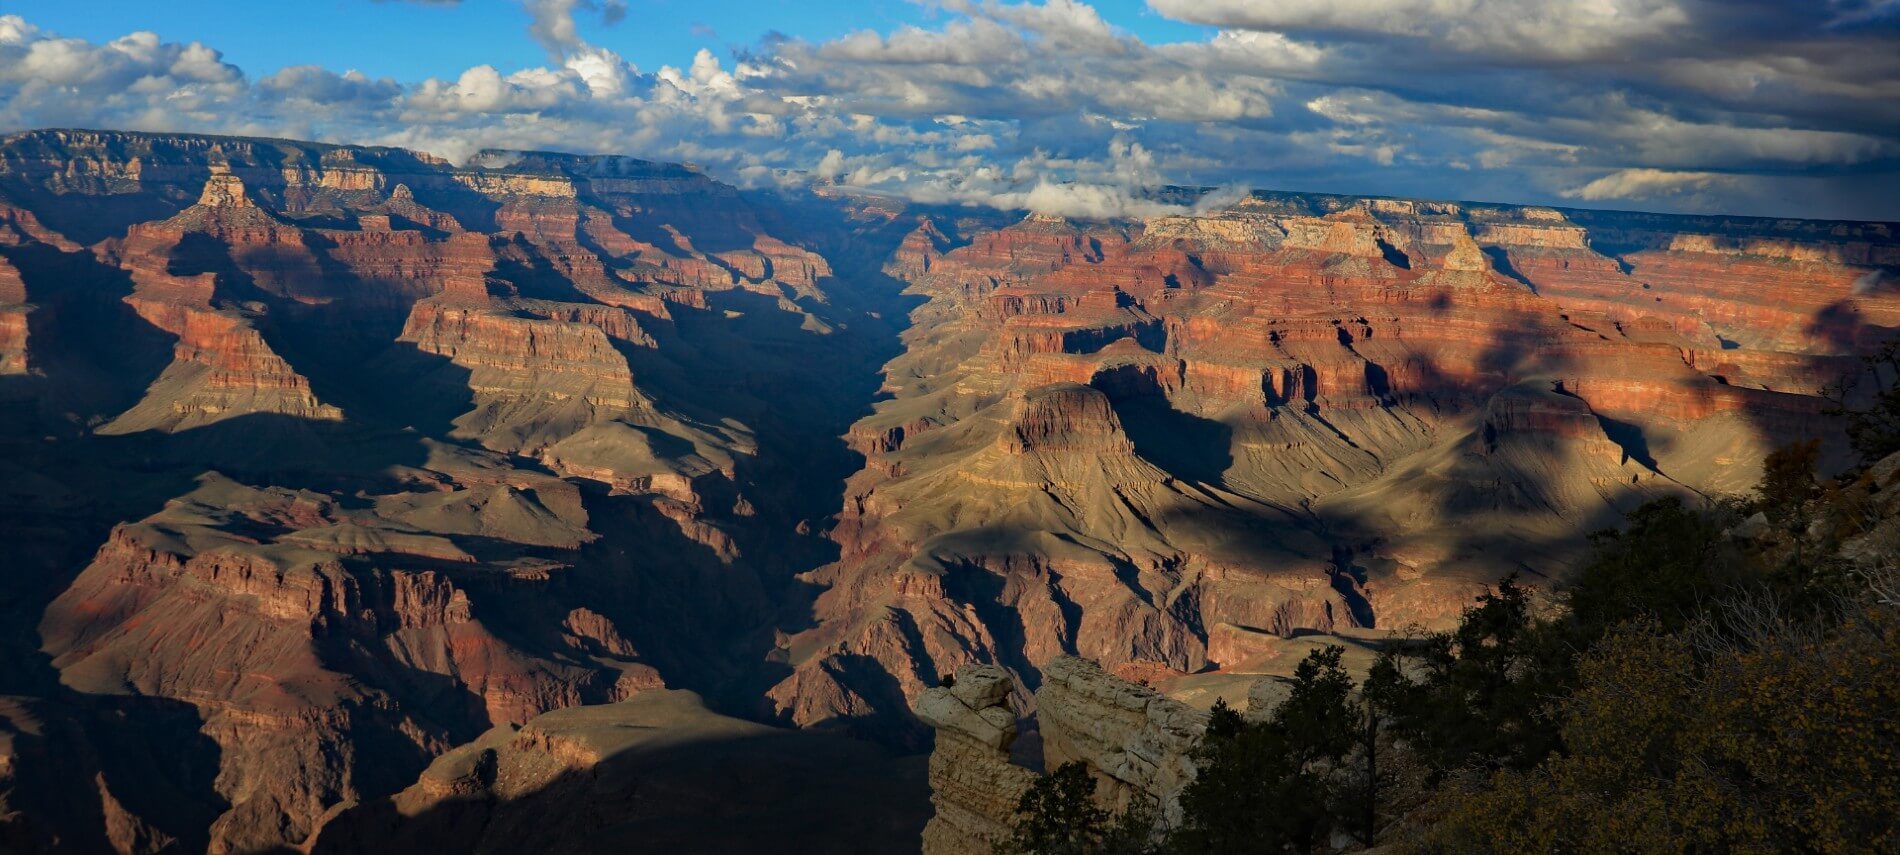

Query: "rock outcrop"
left=0, top=253, right=29, bottom=376
left=915, top=665, right=1039, bottom=855
left=1036, top=657, right=1208, bottom=825
left=916, top=658, right=1209, bottom=855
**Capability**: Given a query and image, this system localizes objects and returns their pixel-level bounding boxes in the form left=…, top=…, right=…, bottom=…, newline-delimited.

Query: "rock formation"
left=0, top=127, right=1894, bottom=851
left=924, top=464, right=1900, bottom=855
left=916, top=658, right=1209, bottom=855
left=915, top=665, right=1038, bottom=854
left=0, top=128, right=886, bottom=852
left=0, top=253, right=29, bottom=376
left=771, top=189, right=1898, bottom=743
left=1035, top=657, right=1208, bottom=824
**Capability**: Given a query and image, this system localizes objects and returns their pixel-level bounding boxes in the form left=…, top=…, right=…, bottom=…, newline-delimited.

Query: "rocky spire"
left=197, top=167, right=255, bottom=209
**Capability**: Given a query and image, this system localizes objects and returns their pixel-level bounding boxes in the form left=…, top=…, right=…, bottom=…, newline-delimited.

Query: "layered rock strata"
left=915, top=665, right=1039, bottom=855
left=0, top=128, right=872, bottom=853
left=773, top=189, right=1900, bottom=743
left=916, top=659, right=1208, bottom=855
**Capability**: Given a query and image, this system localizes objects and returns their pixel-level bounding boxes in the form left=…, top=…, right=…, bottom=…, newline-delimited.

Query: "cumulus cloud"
left=0, top=0, right=1896, bottom=220
left=523, top=0, right=627, bottom=58
left=813, top=148, right=848, bottom=180
left=777, top=3, right=1276, bottom=123
left=1562, top=168, right=1732, bottom=201
left=260, top=66, right=402, bottom=105
left=1150, top=0, right=1690, bottom=61
left=1009, top=181, right=1181, bottom=219
left=1191, top=183, right=1254, bottom=214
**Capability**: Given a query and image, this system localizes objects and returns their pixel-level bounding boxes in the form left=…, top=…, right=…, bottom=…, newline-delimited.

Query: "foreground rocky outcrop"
left=915, top=666, right=1039, bottom=854
left=917, top=658, right=1208, bottom=855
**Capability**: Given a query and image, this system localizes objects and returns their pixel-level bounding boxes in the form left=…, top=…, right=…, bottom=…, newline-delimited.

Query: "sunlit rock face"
left=915, top=659, right=1207, bottom=855
left=0, top=128, right=1894, bottom=851
left=767, top=190, right=1900, bottom=745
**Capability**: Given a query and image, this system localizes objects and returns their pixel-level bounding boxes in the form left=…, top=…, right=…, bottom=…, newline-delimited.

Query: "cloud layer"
left=0, top=0, right=1896, bottom=219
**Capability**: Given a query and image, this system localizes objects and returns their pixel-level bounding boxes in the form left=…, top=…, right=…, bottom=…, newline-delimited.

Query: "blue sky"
left=0, top=0, right=1896, bottom=220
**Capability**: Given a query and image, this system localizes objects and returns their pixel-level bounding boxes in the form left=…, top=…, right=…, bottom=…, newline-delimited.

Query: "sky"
left=0, top=0, right=1897, bottom=220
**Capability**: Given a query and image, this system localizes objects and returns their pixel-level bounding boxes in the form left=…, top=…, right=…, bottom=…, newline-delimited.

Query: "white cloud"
left=1148, top=0, right=1690, bottom=61
left=0, top=15, right=40, bottom=46
left=814, top=148, right=847, bottom=180
left=1190, top=183, right=1253, bottom=214
left=260, top=66, right=402, bottom=105
left=522, top=0, right=627, bottom=58
left=1006, top=180, right=1182, bottom=218
left=1562, top=168, right=1732, bottom=201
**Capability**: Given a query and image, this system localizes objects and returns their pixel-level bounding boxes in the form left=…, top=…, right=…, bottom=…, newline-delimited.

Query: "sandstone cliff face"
left=916, top=659, right=1209, bottom=855
left=915, top=666, right=1039, bottom=855
left=0, top=253, right=29, bottom=375
left=86, top=170, right=344, bottom=434
left=771, top=191, right=1899, bottom=743
left=36, top=471, right=638, bottom=851
left=1035, top=657, right=1208, bottom=824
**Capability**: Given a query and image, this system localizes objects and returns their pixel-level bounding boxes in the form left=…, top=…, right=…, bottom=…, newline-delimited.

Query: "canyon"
left=0, top=128, right=1894, bottom=853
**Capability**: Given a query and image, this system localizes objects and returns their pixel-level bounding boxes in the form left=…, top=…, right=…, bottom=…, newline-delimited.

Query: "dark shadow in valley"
left=1114, top=397, right=1236, bottom=488
left=0, top=693, right=227, bottom=854
left=398, top=182, right=504, bottom=234
left=1329, top=546, right=1377, bottom=629
left=1592, top=411, right=1661, bottom=471
left=0, top=186, right=190, bottom=246
left=491, top=235, right=598, bottom=303
left=563, top=485, right=773, bottom=694
left=942, top=559, right=1043, bottom=692
left=1480, top=247, right=1537, bottom=292
left=1084, top=347, right=1239, bottom=486
left=303, top=710, right=931, bottom=855
left=599, top=197, right=936, bottom=725
left=0, top=242, right=177, bottom=424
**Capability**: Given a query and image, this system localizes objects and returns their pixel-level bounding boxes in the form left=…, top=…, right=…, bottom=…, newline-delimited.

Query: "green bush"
left=1173, top=647, right=1366, bottom=853
left=1415, top=605, right=1900, bottom=854
left=998, top=762, right=1158, bottom=855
